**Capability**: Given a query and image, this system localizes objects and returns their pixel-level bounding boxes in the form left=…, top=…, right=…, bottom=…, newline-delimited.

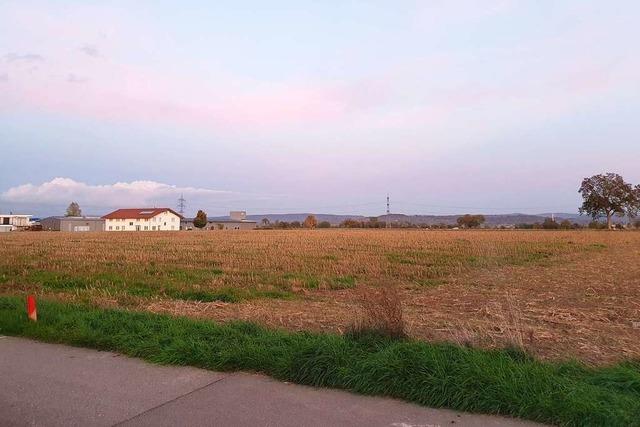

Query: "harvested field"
left=1, top=229, right=639, bottom=364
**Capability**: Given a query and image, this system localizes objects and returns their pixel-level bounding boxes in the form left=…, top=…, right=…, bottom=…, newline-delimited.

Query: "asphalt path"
left=0, top=336, right=545, bottom=427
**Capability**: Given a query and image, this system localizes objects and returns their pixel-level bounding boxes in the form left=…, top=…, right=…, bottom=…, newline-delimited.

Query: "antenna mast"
left=177, top=193, right=186, bottom=216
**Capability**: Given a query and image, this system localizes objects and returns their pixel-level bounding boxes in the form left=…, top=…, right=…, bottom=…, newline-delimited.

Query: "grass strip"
left=0, top=296, right=638, bottom=426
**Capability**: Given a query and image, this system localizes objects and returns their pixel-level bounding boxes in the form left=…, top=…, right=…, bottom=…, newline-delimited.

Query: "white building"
left=102, top=208, right=182, bottom=231
left=0, top=214, right=32, bottom=232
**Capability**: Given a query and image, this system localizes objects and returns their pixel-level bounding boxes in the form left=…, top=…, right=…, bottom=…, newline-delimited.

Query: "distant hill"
left=211, top=213, right=367, bottom=224
left=379, top=213, right=596, bottom=226
left=231, top=212, right=612, bottom=226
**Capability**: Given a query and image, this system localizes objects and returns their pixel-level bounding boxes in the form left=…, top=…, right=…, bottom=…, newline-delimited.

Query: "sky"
left=1, top=1, right=639, bottom=217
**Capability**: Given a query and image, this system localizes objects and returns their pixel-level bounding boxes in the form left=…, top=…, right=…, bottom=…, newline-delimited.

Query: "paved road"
left=0, top=336, right=545, bottom=427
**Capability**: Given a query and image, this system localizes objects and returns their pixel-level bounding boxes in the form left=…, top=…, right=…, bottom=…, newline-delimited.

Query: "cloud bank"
left=0, top=178, right=233, bottom=213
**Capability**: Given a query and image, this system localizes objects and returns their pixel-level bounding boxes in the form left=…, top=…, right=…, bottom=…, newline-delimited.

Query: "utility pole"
left=177, top=193, right=186, bottom=216
left=386, top=194, right=390, bottom=228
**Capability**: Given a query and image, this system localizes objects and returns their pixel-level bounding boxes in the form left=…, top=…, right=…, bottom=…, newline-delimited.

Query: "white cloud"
left=0, top=178, right=233, bottom=212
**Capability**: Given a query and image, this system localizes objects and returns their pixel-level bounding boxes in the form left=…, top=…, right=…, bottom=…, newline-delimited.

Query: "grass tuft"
left=349, top=283, right=406, bottom=339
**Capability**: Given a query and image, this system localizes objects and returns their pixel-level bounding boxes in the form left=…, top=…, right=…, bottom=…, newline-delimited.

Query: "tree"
left=341, top=219, right=362, bottom=228
left=318, top=221, right=331, bottom=228
left=65, top=202, right=82, bottom=217
left=456, top=214, right=486, bottom=229
left=261, top=218, right=270, bottom=227
left=193, top=210, right=208, bottom=229
left=626, top=185, right=640, bottom=224
left=303, top=215, right=318, bottom=229
left=542, top=217, right=559, bottom=229
left=579, top=173, right=638, bottom=229
left=559, top=220, right=573, bottom=230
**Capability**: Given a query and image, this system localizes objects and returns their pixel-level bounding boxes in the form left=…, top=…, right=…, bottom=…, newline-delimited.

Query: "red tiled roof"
left=101, top=208, right=183, bottom=220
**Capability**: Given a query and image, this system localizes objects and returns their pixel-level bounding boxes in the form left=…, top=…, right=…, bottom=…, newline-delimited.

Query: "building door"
left=136, top=225, right=141, bottom=231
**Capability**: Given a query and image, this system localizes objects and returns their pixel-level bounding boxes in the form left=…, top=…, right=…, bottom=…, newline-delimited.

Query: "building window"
left=129, top=222, right=134, bottom=226
left=171, top=226, right=175, bottom=230
left=109, top=226, right=112, bottom=230
left=116, top=226, right=120, bottom=230
left=144, top=226, right=149, bottom=230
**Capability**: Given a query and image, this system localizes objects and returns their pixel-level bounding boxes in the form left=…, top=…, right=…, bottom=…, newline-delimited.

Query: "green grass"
left=282, top=273, right=321, bottom=289
left=385, top=241, right=587, bottom=276
left=0, top=296, right=638, bottom=426
left=330, top=275, right=356, bottom=289
left=17, top=269, right=292, bottom=303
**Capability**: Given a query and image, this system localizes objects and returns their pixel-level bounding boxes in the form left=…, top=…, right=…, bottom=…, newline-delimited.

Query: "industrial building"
left=181, top=211, right=257, bottom=230
left=40, top=216, right=105, bottom=232
left=0, top=214, right=32, bottom=232
left=102, top=208, right=182, bottom=231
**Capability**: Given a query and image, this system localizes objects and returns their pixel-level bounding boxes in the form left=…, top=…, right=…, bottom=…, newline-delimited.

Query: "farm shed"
left=41, top=216, right=105, bottom=232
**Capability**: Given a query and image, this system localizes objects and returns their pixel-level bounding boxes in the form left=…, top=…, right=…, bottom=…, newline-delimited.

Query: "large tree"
left=193, top=210, right=208, bottom=229
left=579, top=173, right=638, bottom=229
left=456, top=214, right=485, bottom=229
left=303, top=215, right=318, bottom=229
left=65, top=202, right=82, bottom=217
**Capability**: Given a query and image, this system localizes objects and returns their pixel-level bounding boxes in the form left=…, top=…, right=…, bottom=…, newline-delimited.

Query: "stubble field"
left=1, top=229, right=639, bottom=365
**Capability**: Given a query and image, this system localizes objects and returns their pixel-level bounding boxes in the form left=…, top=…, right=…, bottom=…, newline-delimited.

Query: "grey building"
left=40, top=216, right=105, bottom=232
left=181, top=211, right=257, bottom=230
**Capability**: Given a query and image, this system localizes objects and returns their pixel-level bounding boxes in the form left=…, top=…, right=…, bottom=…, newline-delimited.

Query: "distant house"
left=0, top=214, right=32, bottom=232
left=181, top=211, right=257, bottom=230
left=102, top=208, right=182, bottom=231
left=41, top=216, right=105, bottom=232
